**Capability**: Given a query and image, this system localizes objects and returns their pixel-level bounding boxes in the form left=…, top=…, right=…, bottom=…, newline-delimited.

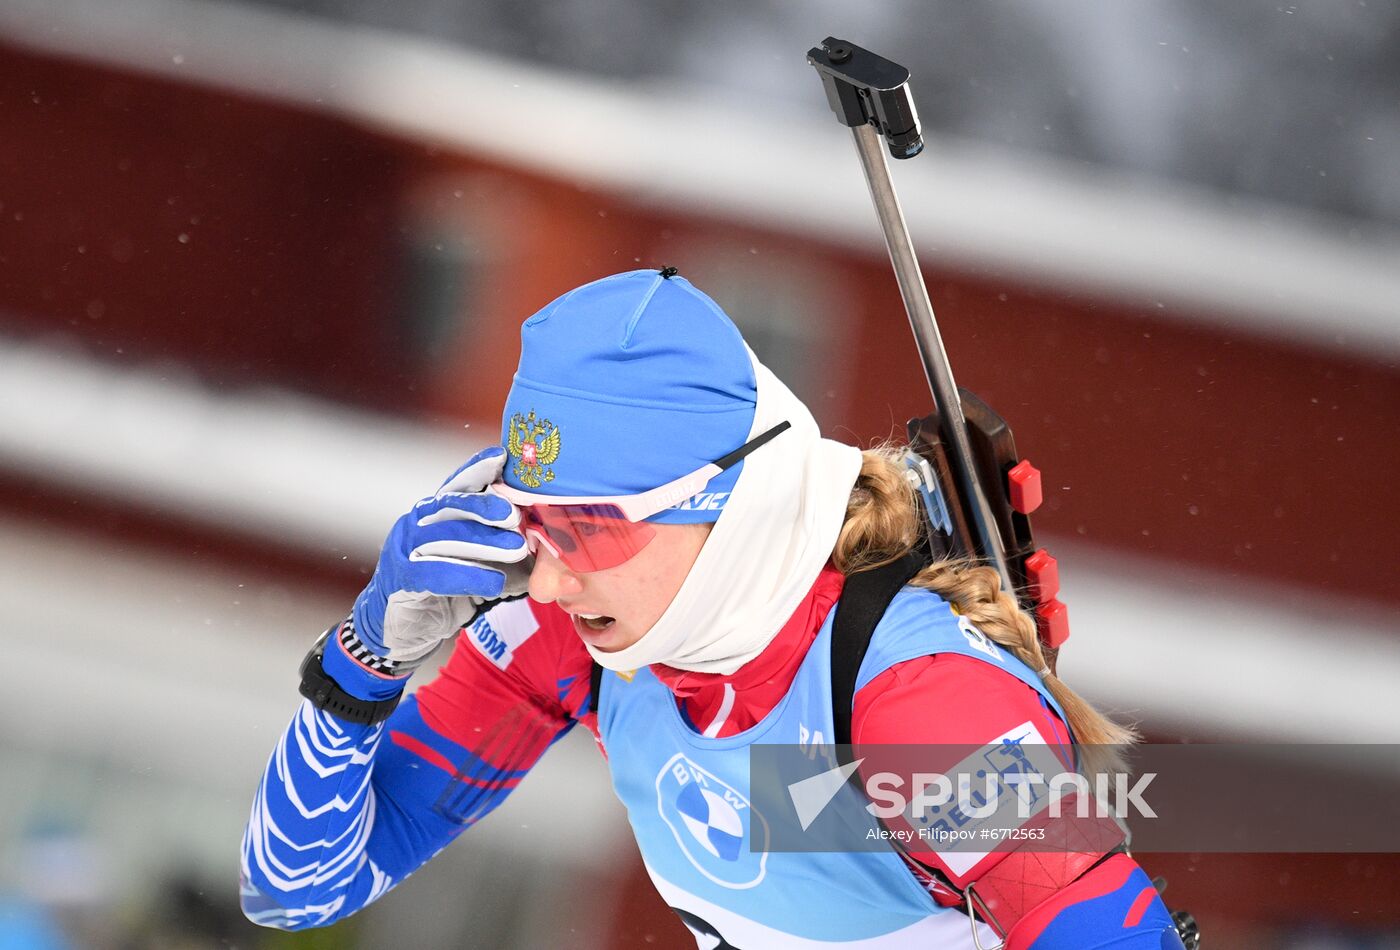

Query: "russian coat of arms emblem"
left=506, top=410, right=561, bottom=488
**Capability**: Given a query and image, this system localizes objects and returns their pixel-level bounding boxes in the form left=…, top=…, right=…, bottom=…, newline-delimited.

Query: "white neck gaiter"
left=585, top=350, right=862, bottom=675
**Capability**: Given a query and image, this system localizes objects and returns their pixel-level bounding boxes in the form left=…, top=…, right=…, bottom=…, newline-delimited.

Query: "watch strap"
left=299, top=626, right=404, bottom=725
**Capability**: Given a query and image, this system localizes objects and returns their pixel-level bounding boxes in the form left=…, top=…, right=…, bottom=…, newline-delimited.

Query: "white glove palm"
left=353, top=447, right=531, bottom=665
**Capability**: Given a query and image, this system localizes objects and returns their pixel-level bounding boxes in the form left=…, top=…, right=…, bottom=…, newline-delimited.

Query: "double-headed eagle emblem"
left=506, top=410, right=561, bottom=488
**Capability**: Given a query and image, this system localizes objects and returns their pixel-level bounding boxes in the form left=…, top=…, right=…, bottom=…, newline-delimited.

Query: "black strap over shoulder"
left=588, top=660, right=604, bottom=714
left=830, top=552, right=929, bottom=747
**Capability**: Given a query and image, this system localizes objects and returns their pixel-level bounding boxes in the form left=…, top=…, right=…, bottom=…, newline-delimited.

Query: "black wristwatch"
left=298, top=628, right=403, bottom=725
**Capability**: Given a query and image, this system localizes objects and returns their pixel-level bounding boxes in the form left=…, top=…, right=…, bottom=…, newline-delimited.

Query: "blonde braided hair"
left=832, top=446, right=1138, bottom=750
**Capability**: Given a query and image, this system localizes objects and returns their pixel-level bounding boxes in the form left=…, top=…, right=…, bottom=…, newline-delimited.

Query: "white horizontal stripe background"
left=1, top=334, right=1394, bottom=747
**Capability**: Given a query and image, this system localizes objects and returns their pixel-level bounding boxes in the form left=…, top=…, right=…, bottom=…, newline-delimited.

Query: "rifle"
left=806, top=46, right=1206, bottom=950
left=807, top=38, right=1070, bottom=661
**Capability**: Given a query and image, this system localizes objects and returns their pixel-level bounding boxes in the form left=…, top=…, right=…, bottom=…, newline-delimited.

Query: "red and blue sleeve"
left=240, top=600, right=594, bottom=930
left=851, top=655, right=1182, bottom=949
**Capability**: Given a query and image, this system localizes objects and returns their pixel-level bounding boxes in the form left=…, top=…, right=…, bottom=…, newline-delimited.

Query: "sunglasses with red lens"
left=494, top=421, right=790, bottom=573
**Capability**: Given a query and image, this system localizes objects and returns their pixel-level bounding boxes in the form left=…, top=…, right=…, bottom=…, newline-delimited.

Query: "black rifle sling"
left=830, top=552, right=929, bottom=748
left=589, top=660, right=604, bottom=714
left=827, top=552, right=968, bottom=903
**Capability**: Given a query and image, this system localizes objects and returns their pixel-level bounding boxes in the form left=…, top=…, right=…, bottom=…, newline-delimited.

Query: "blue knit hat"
left=500, top=269, right=758, bottom=524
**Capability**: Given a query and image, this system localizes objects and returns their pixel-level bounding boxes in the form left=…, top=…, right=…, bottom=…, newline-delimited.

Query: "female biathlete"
left=241, top=269, right=1187, bottom=949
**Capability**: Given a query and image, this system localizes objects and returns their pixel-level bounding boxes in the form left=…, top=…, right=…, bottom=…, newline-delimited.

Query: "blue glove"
left=350, top=446, right=530, bottom=667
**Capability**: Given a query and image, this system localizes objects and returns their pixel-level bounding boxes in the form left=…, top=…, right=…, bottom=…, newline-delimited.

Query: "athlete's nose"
left=528, top=546, right=583, bottom=604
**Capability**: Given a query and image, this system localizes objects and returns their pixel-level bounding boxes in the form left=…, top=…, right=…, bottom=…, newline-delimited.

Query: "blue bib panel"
left=598, top=585, right=1068, bottom=948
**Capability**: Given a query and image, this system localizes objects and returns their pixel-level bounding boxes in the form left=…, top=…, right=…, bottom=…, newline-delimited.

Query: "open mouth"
left=574, top=613, right=616, bottom=633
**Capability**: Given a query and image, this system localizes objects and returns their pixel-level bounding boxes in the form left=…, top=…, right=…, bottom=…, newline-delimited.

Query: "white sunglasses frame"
left=491, top=421, right=792, bottom=524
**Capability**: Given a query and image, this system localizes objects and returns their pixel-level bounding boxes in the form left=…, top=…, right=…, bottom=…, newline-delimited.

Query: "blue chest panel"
left=597, top=586, right=1065, bottom=947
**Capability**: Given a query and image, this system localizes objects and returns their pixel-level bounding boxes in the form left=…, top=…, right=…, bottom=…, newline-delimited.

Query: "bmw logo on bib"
left=656, top=753, right=768, bottom=889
